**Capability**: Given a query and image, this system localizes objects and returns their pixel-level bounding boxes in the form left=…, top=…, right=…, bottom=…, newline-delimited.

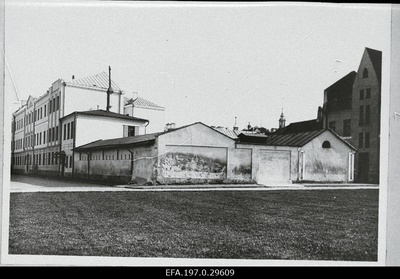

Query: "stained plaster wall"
left=301, top=131, right=354, bottom=182
left=155, top=123, right=240, bottom=184
left=74, top=144, right=157, bottom=184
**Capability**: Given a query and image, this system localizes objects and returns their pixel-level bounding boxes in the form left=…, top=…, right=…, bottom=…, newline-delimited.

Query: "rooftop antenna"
left=106, top=66, right=113, bottom=112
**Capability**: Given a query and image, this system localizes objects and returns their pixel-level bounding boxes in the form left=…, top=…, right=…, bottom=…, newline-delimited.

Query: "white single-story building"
left=73, top=122, right=356, bottom=185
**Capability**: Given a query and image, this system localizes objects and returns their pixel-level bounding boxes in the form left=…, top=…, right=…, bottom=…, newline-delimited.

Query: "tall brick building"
left=322, top=47, right=381, bottom=183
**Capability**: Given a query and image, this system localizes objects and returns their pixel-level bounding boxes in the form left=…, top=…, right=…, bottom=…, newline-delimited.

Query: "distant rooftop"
left=66, top=71, right=122, bottom=92
left=273, top=119, right=323, bottom=135
left=211, top=126, right=240, bottom=139
left=124, top=96, right=165, bottom=110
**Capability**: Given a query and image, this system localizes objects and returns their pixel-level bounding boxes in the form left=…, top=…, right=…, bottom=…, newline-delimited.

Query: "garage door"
left=258, top=150, right=291, bottom=185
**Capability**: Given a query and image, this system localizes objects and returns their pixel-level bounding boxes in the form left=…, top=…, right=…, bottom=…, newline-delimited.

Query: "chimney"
left=72, top=75, right=75, bottom=80
left=164, top=123, right=176, bottom=131
left=233, top=116, right=238, bottom=131
left=106, top=66, right=113, bottom=112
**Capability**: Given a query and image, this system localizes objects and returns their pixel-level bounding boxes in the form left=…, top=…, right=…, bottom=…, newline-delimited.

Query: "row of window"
left=14, top=121, right=75, bottom=150
left=15, top=96, right=60, bottom=130
left=80, top=153, right=132, bottom=161
left=63, top=121, right=75, bottom=140
left=14, top=153, right=72, bottom=168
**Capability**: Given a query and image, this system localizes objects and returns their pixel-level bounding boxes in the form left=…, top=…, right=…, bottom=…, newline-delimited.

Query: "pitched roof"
left=75, top=132, right=161, bottom=151
left=324, top=71, right=357, bottom=92
left=61, top=109, right=149, bottom=123
left=75, top=121, right=235, bottom=151
left=273, top=119, right=323, bottom=135
left=124, top=96, right=165, bottom=109
left=365, top=47, right=382, bottom=84
left=237, top=133, right=269, bottom=143
left=211, top=126, right=240, bottom=139
left=264, top=129, right=356, bottom=150
left=264, top=130, right=326, bottom=147
left=66, top=71, right=122, bottom=91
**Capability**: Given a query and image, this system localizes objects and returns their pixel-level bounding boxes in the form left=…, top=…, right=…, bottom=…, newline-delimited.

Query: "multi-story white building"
left=11, top=69, right=165, bottom=177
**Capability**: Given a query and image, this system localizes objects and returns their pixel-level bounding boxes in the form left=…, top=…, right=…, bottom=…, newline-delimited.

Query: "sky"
left=4, top=1, right=392, bottom=131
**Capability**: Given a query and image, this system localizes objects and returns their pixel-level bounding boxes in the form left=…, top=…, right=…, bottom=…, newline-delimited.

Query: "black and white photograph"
left=1, top=0, right=400, bottom=267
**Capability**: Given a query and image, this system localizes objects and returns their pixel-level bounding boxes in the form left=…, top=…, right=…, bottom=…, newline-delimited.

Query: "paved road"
left=8, top=175, right=379, bottom=193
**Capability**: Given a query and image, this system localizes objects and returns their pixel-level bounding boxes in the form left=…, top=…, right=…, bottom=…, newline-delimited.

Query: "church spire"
left=279, top=108, right=286, bottom=129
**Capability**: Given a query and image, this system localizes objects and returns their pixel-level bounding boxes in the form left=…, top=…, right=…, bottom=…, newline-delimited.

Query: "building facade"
left=11, top=70, right=163, bottom=177
left=322, top=47, right=381, bottom=183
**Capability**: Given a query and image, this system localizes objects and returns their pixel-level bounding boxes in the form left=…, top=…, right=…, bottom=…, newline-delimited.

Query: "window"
left=56, top=96, right=60, bottom=110
left=365, top=105, right=371, bottom=124
left=359, top=89, right=364, bottom=100
left=365, top=132, right=370, bottom=148
left=63, top=124, right=66, bottom=140
left=328, top=121, right=336, bottom=132
left=322, top=141, right=331, bottom=148
left=128, top=126, right=136, bottom=137
left=67, top=123, right=70, bottom=139
left=43, top=131, right=46, bottom=144
left=52, top=127, right=55, bottom=142
left=40, top=107, right=43, bottom=119
left=69, top=156, right=72, bottom=168
left=55, top=126, right=58, bottom=141
left=44, top=105, right=47, bottom=117
left=71, top=121, right=74, bottom=139
left=363, top=68, right=369, bottom=78
left=366, top=88, right=371, bottom=99
left=359, top=106, right=364, bottom=125
left=359, top=132, right=364, bottom=148
left=48, top=128, right=51, bottom=142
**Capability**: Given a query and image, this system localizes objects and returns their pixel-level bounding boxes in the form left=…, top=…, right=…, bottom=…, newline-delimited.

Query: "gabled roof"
left=365, top=47, right=382, bottom=84
left=273, top=119, right=323, bottom=135
left=75, top=121, right=235, bottom=151
left=265, top=130, right=326, bottom=147
left=65, top=72, right=122, bottom=92
left=264, top=129, right=356, bottom=150
left=61, top=109, right=149, bottom=123
left=124, top=96, right=165, bottom=110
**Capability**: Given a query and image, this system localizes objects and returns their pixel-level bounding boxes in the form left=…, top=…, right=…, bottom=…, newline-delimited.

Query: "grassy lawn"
left=9, top=189, right=379, bottom=261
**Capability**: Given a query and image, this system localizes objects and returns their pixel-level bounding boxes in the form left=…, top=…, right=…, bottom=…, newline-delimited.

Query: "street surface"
left=8, top=175, right=379, bottom=193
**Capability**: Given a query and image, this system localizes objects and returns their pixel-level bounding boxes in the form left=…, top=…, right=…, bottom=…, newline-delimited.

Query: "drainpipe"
left=127, top=148, right=134, bottom=180
left=144, top=120, right=150, bottom=135
left=297, top=147, right=303, bottom=181
left=72, top=112, right=77, bottom=178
